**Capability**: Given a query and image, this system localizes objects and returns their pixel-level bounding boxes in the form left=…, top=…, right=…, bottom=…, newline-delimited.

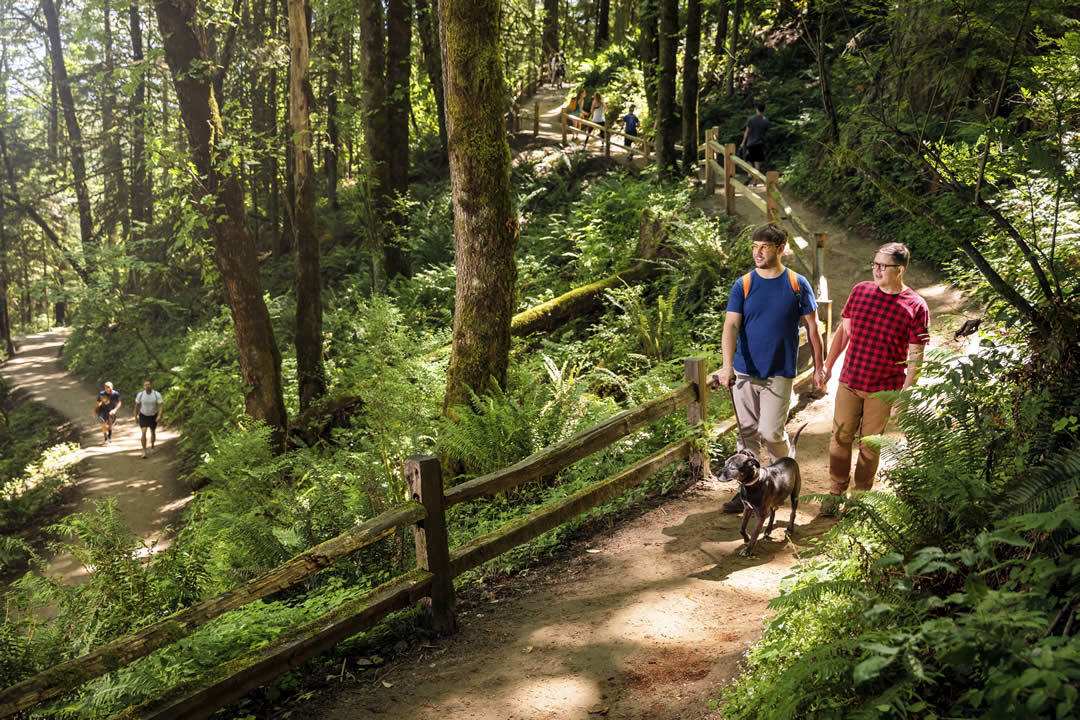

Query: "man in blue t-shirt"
left=622, top=105, right=640, bottom=160
left=708, top=224, right=825, bottom=513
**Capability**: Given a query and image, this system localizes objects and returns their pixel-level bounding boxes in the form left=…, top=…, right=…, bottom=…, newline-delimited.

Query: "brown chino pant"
left=829, top=382, right=893, bottom=494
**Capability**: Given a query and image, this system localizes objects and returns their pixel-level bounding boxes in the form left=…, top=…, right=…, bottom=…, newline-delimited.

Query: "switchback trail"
left=0, top=330, right=190, bottom=583
left=307, top=91, right=978, bottom=718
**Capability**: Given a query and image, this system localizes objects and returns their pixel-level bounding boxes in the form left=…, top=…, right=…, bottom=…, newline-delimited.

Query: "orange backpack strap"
left=787, top=269, right=800, bottom=297
left=742, top=270, right=802, bottom=299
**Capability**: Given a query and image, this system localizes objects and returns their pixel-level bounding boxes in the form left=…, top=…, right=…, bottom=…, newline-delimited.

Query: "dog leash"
left=727, top=382, right=744, bottom=450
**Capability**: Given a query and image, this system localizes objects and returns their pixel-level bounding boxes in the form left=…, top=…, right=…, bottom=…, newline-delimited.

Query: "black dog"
left=719, top=424, right=807, bottom=557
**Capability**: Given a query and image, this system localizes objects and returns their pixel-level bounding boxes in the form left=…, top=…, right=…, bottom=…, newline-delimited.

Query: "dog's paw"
left=737, top=544, right=755, bottom=558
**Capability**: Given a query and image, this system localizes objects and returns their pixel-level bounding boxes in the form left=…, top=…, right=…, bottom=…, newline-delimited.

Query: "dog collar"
left=742, top=466, right=764, bottom=487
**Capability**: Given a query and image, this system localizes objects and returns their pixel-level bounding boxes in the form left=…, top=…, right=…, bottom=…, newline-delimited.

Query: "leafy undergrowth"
left=717, top=338, right=1080, bottom=719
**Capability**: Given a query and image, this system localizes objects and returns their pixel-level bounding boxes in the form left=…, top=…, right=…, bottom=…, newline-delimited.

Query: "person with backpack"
left=708, top=224, right=825, bottom=513
left=94, top=381, right=121, bottom=445
left=134, top=379, right=165, bottom=458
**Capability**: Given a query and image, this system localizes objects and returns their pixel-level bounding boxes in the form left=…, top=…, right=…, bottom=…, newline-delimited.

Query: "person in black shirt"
left=94, top=381, right=121, bottom=445
left=740, top=102, right=770, bottom=185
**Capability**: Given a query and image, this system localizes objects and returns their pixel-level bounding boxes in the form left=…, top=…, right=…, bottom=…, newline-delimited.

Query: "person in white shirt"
left=134, top=379, right=164, bottom=458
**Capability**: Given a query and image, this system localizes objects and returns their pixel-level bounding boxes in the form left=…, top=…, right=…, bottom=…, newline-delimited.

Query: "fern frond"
left=769, top=580, right=876, bottom=609
left=999, top=445, right=1080, bottom=517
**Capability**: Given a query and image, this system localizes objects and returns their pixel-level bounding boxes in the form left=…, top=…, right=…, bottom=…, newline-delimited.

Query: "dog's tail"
left=788, top=423, right=809, bottom=460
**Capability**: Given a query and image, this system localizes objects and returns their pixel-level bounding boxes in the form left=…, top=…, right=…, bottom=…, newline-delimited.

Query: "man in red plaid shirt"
left=821, top=242, right=929, bottom=515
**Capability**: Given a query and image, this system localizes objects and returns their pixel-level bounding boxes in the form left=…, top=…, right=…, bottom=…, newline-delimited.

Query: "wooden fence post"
left=513, top=106, right=520, bottom=133
left=704, top=127, right=716, bottom=196
left=724, top=143, right=736, bottom=215
left=534, top=101, right=540, bottom=136
left=604, top=118, right=611, bottom=157
left=405, top=456, right=456, bottom=634
left=644, top=139, right=651, bottom=161
left=815, top=232, right=831, bottom=354
left=561, top=108, right=567, bottom=145
left=766, top=171, right=780, bottom=223
left=684, top=358, right=710, bottom=481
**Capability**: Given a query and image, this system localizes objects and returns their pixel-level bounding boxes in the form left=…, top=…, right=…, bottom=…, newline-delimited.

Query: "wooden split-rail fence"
left=0, top=359, right=748, bottom=719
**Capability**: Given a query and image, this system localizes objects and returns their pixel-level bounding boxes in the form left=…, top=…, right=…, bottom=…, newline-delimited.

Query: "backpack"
left=741, top=269, right=801, bottom=299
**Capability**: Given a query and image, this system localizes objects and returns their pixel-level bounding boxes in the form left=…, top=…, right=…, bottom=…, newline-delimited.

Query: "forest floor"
left=303, top=85, right=978, bottom=720
left=0, top=330, right=190, bottom=585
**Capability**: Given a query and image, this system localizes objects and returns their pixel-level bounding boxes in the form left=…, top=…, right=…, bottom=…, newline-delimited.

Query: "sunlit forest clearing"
left=0, top=0, right=1078, bottom=718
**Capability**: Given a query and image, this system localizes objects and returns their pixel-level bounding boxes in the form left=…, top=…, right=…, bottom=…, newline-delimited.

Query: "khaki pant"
left=829, top=382, right=892, bottom=494
left=732, top=373, right=793, bottom=465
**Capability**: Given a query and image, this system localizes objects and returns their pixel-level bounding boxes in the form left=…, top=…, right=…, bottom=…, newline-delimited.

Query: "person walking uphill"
left=94, top=381, right=121, bottom=445
left=708, top=224, right=825, bottom=513
left=135, top=379, right=164, bottom=458
left=821, top=242, right=929, bottom=516
left=740, top=103, right=769, bottom=184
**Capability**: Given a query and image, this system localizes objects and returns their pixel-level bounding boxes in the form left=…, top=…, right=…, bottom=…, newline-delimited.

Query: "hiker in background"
left=554, top=51, right=566, bottom=89
left=707, top=224, right=824, bottom=514
left=94, top=381, right=121, bottom=445
left=622, top=104, right=641, bottom=160
left=134, top=379, right=165, bottom=458
left=567, top=89, right=586, bottom=136
left=740, top=102, right=769, bottom=185
left=584, top=91, right=605, bottom=143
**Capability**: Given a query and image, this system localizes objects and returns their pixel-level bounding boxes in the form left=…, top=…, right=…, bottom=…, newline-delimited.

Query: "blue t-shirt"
left=726, top=269, right=817, bottom=378
left=623, top=113, right=640, bottom=136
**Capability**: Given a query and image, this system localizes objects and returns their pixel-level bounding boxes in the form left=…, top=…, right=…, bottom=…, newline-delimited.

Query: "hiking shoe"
left=142, top=451, right=148, bottom=458
left=820, top=498, right=841, bottom=517
left=722, top=494, right=744, bottom=514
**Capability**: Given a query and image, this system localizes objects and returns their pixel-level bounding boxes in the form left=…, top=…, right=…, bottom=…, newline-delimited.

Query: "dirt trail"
left=1, top=330, right=191, bottom=583
left=306, top=88, right=979, bottom=720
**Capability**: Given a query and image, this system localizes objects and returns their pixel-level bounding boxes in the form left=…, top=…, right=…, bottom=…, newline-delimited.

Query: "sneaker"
left=723, top=494, right=744, bottom=514
left=820, top=498, right=841, bottom=517
left=142, top=451, right=148, bottom=458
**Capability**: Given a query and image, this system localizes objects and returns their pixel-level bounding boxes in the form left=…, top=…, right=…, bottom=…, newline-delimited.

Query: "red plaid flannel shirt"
left=839, top=282, right=930, bottom=392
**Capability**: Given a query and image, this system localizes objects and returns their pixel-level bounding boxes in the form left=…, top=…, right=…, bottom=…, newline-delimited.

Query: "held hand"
left=812, top=368, right=826, bottom=391
left=823, top=365, right=834, bottom=386
left=712, top=367, right=734, bottom=389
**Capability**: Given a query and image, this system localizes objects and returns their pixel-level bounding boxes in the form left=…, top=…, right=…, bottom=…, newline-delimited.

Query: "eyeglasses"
left=752, top=242, right=779, bottom=251
left=871, top=262, right=901, bottom=271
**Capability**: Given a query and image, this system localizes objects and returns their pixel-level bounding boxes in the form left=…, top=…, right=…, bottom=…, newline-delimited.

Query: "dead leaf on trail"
left=588, top=705, right=610, bottom=715
left=524, top=646, right=534, bottom=653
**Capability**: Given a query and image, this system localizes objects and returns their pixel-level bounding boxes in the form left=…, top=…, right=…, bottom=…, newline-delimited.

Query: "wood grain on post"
left=444, top=383, right=697, bottom=507
left=127, top=569, right=434, bottom=720
left=0, top=504, right=425, bottom=717
left=406, top=456, right=456, bottom=634
left=561, top=108, right=567, bottom=145
left=724, top=143, right=736, bottom=215
left=513, top=107, right=520, bottom=133
left=705, top=128, right=715, bottom=195
left=684, top=358, right=710, bottom=480
left=816, top=232, right=831, bottom=352
left=534, top=101, right=540, bottom=136
left=449, top=438, right=693, bottom=577
left=604, top=119, right=611, bottom=157
left=766, top=171, right=780, bottom=223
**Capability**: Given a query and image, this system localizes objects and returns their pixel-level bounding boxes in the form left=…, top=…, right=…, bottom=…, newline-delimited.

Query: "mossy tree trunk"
left=288, top=0, right=326, bottom=411
left=725, top=0, right=744, bottom=96
left=542, top=0, right=559, bottom=57
left=656, top=0, right=679, bottom=173
left=415, top=0, right=447, bottom=154
left=439, top=0, right=518, bottom=416
left=682, top=0, right=701, bottom=171
left=595, top=0, right=610, bottom=50
left=639, top=0, right=659, bottom=119
left=155, top=0, right=288, bottom=448
left=41, top=0, right=95, bottom=260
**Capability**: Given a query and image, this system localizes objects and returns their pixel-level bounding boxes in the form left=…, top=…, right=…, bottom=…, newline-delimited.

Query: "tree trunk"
left=101, top=2, right=129, bottom=245
left=155, top=0, right=288, bottom=446
left=415, top=0, right=447, bottom=154
left=681, top=0, right=700, bottom=171
left=595, top=0, right=609, bottom=50
left=612, top=0, right=630, bottom=43
left=542, top=0, right=559, bottom=56
left=639, top=0, right=658, bottom=119
left=725, top=0, right=743, bottom=96
left=440, top=0, right=518, bottom=415
left=324, top=19, right=341, bottom=210
left=41, top=0, right=95, bottom=259
left=129, top=0, right=152, bottom=244
left=288, top=0, right=326, bottom=411
left=712, top=0, right=730, bottom=66
left=656, top=0, right=678, bottom=172
left=385, top=0, right=412, bottom=275
left=0, top=196, right=14, bottom=355
left=811, top=4, right=840, bottom=143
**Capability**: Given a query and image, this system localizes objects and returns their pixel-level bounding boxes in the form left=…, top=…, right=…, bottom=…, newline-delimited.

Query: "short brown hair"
left=752, top=223, right=786, bottom=246
left=877, top=242, right=911, bottom=267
